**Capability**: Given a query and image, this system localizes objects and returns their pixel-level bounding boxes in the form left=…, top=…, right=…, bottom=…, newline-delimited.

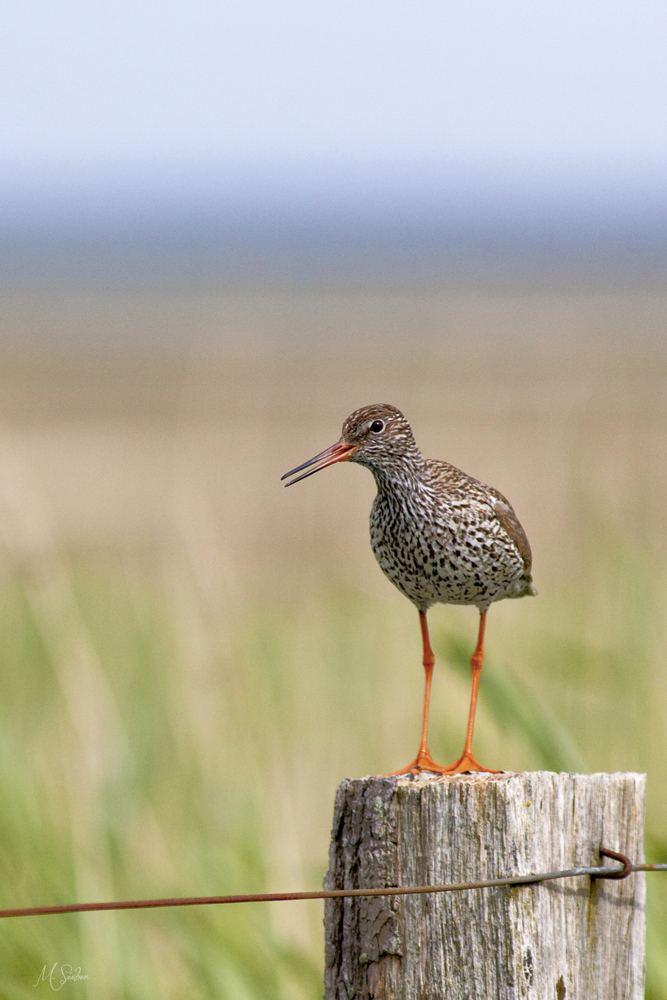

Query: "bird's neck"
left=367, top=454, right=428, bottom=496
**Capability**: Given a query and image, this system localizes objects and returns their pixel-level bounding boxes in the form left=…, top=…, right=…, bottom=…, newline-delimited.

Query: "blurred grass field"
left=0, top=284, right=666, bottom=997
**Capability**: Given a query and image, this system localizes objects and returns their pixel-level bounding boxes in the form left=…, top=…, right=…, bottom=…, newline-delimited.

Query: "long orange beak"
left=281, top=439, right=357, bottom=486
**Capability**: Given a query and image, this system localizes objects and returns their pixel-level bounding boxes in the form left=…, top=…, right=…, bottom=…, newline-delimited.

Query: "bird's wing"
left=487, top=489, right=533, bottom=574
left=426, top=460, right=533, bottom=575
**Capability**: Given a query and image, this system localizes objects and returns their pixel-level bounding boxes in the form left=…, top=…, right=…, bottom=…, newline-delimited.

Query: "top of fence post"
left=324, top=770, right=646, bottom=1000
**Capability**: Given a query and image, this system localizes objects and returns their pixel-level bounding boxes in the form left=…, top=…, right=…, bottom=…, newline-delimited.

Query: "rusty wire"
left=1, top=850, right=665, bottom=920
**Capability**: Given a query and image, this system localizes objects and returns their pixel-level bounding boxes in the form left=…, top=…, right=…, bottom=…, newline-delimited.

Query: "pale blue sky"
left=1, top=0, right=666, bottom=217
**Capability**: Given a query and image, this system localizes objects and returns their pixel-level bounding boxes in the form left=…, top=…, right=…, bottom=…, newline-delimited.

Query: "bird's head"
left=282, top=403, right=421, bottom=486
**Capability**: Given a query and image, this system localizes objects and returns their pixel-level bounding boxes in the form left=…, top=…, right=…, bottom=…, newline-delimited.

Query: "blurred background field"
left=0, top=284, right=666, bottom=997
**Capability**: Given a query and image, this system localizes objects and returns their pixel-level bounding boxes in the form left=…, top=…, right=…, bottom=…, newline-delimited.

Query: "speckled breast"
left=369, top=488, right=526, bottom=612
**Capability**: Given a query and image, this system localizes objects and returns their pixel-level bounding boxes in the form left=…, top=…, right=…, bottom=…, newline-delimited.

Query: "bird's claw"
left=439, top=752, right=500, bottom=774
left=380, top=748, right=500, bottom=777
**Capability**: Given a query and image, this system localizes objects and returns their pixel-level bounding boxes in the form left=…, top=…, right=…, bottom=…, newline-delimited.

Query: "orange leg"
left=384, top=611, right=450, bottom=775
left=383, top=610, right=499, bottom=777
left=440, top=611, right=499, bottom=774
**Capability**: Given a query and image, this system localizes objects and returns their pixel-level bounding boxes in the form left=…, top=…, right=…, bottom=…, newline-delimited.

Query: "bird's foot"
left=379, top=747, right=501, bottom=778
left=439, top=751, right=500, bottom=774
left=380, top=747, right=452, bottom=777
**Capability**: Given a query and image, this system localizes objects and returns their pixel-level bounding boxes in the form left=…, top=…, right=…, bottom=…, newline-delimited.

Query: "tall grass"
left=0, top=518, right=665, bottom=998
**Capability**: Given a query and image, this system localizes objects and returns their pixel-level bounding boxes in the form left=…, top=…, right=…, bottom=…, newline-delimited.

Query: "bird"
left=281, top=403, right=536, bottom=775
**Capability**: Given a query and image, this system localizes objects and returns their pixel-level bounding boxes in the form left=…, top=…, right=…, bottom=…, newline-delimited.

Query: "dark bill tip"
left=282, top=440, right=356, bottom=487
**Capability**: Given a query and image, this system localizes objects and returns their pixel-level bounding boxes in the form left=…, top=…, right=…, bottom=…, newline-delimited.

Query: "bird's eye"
left=370, top=419, right=384, bottom=433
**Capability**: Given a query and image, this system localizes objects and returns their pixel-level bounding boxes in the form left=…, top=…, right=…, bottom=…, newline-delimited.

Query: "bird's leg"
left=383, top=610, right=449, bottom=776
left=441, top=611, right=499, bottom=774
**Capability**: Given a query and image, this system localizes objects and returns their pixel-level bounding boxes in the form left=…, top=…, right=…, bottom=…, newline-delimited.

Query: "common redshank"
left=282, top=404, right=536, bottom=775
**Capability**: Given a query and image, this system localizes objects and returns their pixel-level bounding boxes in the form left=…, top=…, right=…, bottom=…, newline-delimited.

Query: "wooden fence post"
left=324, top=771, right=645, bottom=1000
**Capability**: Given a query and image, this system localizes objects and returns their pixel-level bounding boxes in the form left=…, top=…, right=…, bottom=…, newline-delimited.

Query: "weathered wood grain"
left=324, top=772, right=645, bottom=1000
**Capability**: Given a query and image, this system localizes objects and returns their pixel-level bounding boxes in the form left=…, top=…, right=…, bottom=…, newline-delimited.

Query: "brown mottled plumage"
left=282, top=403, right=536, bottom=775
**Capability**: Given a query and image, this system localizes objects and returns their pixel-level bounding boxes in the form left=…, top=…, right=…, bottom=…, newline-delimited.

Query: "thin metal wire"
left=1, top=862, right=664, bottom=920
